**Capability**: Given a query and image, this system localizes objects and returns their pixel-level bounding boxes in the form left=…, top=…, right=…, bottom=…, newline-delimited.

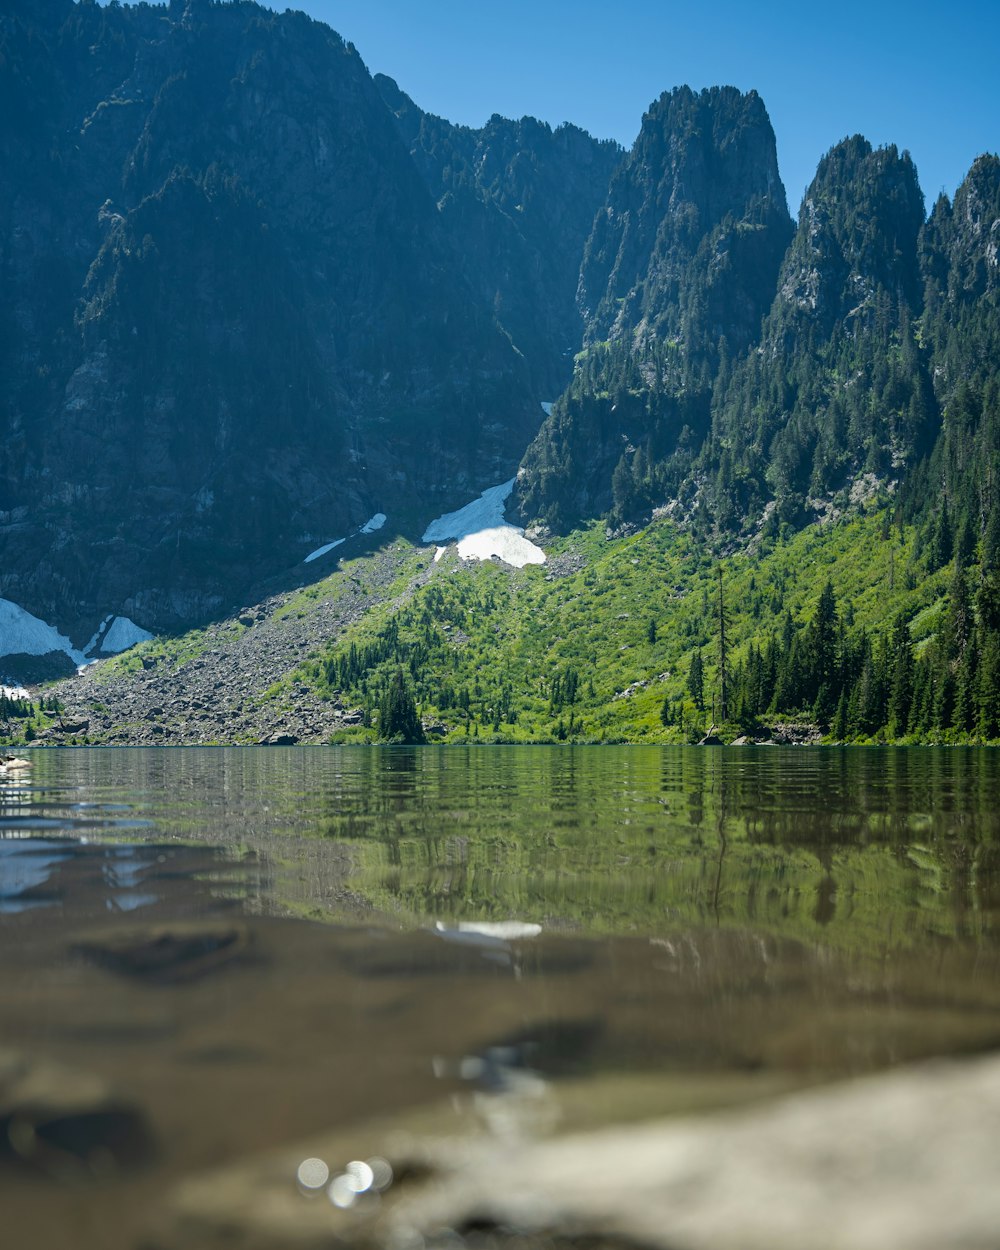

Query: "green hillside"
left=246, top=498, right=992, bottom=745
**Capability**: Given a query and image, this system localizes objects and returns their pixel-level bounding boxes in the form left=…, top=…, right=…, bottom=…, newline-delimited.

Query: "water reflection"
left=0, top=839, right=73, bottom=913
left=2, top=747, right=1000, bottom=1250
left=7, top=747, right=1000, bottom=948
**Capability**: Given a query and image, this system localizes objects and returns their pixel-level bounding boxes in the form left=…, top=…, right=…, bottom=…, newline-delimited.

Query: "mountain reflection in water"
left=1, top=746, right=999, bottom=1250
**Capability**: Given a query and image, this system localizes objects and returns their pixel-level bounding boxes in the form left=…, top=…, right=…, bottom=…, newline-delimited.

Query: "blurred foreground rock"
left=147, top=1051, right=1000, bottom=1250
left=0, top=1049, right=152, bottom=1180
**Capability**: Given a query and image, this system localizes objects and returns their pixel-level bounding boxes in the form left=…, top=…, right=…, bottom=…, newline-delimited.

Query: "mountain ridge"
left=1, top=1, right=999, bottom=747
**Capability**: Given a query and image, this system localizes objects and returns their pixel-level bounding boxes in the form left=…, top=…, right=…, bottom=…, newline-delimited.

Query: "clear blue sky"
left=278, top=0, right=999, bottom=214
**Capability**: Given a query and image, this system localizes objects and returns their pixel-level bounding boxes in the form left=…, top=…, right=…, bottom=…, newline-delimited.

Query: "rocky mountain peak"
left=777, top=135, right=925, bottom=335
left=578, top=83, right=791, bottom=365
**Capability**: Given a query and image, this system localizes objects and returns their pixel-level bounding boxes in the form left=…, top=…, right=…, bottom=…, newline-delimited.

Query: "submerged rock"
left=73, top=920, right=251, bottom=983
left=145, top=1052, right=1000, bottom=1250
left=0, top=1049, right=152, bottom=1179
left=0, top=756, right=32, bottom=774
left=386, top=1053, right=1000, bottom=1250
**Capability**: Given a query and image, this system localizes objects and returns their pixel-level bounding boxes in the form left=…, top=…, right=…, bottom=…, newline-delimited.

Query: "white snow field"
left=82, top=615, right=113, bottom=655
left=421, top=479, right=545, bottom=569
left=0, top=600, right=157, bottom=670
left=303, top=513, right=387, bottom=563
left=0, top=598, right=87, bottom=665
left=100, top=616, right=154, bottom=653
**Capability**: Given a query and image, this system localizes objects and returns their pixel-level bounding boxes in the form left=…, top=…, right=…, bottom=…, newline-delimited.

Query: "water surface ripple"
left=2, top=746, right=999, bottom=1250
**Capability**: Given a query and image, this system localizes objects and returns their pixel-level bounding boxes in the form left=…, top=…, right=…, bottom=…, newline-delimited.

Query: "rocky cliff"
left=376, top=74, right=623, bottom=397
left=704, top=136, right=933, bottom=529
left=0, top=0, right=562, bottom=645
left=514, top=86, right=793, bottom=528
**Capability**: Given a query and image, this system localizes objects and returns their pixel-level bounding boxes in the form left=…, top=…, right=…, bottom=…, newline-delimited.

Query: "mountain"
left=704, top=135, right=932, bottom=531
left=3, top=1, right=1000, bottom=746
left=905, top=154, right=1000, bottom=570
left=1, top=0, right=582, bottom=646
left=513, top=86, right=793, bottom=529
left=375, top=74, right=623, bottom=396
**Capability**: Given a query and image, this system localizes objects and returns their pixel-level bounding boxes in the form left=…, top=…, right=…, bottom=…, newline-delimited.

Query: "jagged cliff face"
left=920, top=154, right=1000, bottom=393
left=376, top=74, right=623, bottom=396
left=910, top=156, right=1000, bottom=558
left=766, top=137, right=925, bottom=347
left=0, top=0, right=549, bottom=637
left=514, top=128, right=959, bottom=536
left=2, top=2, right=998, bottom=658
left=514, top=86, right=793, bottom=528
left=579, top=87, right=791, bottom=364
left=703, top=136, right=934, bottom=527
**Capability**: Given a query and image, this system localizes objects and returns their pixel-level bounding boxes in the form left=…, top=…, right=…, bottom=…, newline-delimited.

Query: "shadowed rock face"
left=920, top=154, right=1000, bottom=398
left=513, top=86, right=793, bottom=528
left=376, top=73, right=624, bottom=398
left=0, top=0, right=552, bottom=638
left=578, top=85, right=792, bottom=359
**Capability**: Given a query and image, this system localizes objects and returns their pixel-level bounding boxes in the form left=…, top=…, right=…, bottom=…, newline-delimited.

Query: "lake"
left=2, top=746, right=999, bottom=1249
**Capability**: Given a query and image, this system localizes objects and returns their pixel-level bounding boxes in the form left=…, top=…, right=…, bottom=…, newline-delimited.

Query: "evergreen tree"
left=687, top=649, right=705, bottom=712
left=808, top=580, right=839, bottom=723
left=887, top=614, right=915, bottom=738
left=378, top=669, right=426, bottom=743
left=976, top=631, right=1000, bottom=739
left=833, top=690, right=849, bottom=741
left=716, top=567, right=730, bottom=721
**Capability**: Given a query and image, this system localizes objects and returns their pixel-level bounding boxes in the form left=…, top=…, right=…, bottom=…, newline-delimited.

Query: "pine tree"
left=852, top=640, right=884, bottom=737
left=976, top=631, right=1000, bottom=739
left=716, top=567, right=730, bottom=722
left=887, top=614, right=915, bottom=738
left=378, top=669, right=426, bottom=744
left=954, top=630, right=979, bottom=733
left=942, top=560, right=973, bottom=664
left=833, top=690, right=849, bottom=741
left=687, top=649, right=705, bottom=711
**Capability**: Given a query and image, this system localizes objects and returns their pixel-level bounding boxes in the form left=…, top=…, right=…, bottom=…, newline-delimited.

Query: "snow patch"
left=83, top=615, right=113, bottom=656
left=434, top=546, right=448, bottom=563
left=540, top=401, right=554, bottom=415
left=422, top=479, right=515, bottom=543
left=304, top=538, right=345, bottom=564
left=458, top=526, right=546, bottom=567
left=0, top=684, right=31, bottom=701
left=422, top=479, right=545, bottom=569
left=304, top=514, right=385, bottom=563
left=0, top=599, right=87, bottom=664
left=100, top=616, right=154, bottom=654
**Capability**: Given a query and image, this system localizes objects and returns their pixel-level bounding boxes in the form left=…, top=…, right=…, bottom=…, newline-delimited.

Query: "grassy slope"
left=4, top=506, right=959, bottom=749
left=267, top=507, right=950, bottom=744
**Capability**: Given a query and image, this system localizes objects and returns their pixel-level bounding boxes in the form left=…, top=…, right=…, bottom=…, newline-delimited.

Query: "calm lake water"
left=3, top=746, right=1000, bottom=1249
